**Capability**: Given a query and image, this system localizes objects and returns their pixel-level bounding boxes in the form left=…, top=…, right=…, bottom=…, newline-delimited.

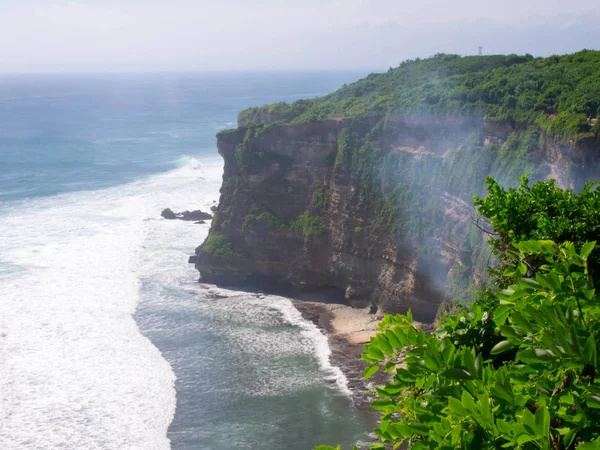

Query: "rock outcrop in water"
left=162, top=208, right=212, bottom=221
left=190, top=114, right=600, bottom=321
left=161, top=208, right=177, bottom=220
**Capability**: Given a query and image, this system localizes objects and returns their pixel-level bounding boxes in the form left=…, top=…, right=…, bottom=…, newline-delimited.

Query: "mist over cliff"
left=191, top=51, right=600, bottom=320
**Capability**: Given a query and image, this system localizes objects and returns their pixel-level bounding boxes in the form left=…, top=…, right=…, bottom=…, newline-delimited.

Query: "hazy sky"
left=0, top=0, right=598, bottom=72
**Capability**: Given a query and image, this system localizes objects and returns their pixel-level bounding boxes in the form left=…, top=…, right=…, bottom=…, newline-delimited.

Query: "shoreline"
left=292, top=299, right=388, bottom=415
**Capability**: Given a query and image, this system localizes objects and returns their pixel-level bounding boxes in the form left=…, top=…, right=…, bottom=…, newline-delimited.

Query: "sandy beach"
left=292, top=300, right=388, bottom=412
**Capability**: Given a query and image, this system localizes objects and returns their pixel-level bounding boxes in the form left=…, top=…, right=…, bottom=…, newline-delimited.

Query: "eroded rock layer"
left=191, top=115, right=600, bottom=321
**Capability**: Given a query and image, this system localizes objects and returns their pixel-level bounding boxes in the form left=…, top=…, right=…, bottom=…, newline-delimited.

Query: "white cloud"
left=0, top=0, right=597, bottom=72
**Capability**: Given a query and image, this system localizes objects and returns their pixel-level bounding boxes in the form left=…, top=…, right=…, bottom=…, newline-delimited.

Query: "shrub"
left=312, top=188, right=330, bottom=213
left=223, top=175, right=240, bottom=191
left=473, top=176, right=600, bottom=283
left=243, top=209, right=326, bottom=237
left=202, top=232, right=235, bottom=257
left=359, top=240, right=600, bottom=450
left=288, top=212, right=326, bottom=237
left=243, top=209, right=282, bottom=230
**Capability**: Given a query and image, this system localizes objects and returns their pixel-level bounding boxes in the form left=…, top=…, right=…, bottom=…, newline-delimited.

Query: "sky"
left=0, top=0, right=598, bottom=73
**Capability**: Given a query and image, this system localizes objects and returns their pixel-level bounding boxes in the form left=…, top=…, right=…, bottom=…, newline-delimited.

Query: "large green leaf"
left=534, top=405, right=550, bottom=437
left=491, top=340, right=515, bottom=355
left=518, top=348, right=557, bottom=363
left=491, top=381, right=514, bottom=404
left=371, top=399, right=394, bottom=410
left=583, top=335, right=598, bottom=367
left=581, top=241, right=596, bottom=259
left=577, top=442, right=600, bottom=450
left=385, top=330, right=402, bottom=349
left=448, top=397, right=468, bottom=416
left=377, top=335, right=394, bottom=355
left=366, top=345, right=385, bottom=361
left=423, top=353, right=441, bottom=372
left=587, top=395, right=600, bottom=409
left=364, top=365, right=380, bottom=380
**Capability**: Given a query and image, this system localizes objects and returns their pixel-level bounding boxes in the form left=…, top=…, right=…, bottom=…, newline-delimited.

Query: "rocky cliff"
left=190, top=113, right=600, bottom=321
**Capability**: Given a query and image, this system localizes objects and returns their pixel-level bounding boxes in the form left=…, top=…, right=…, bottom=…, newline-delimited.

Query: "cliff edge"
left=190, top=52, right=600, bottom=320
left=191, top=115, right=600, bottom=321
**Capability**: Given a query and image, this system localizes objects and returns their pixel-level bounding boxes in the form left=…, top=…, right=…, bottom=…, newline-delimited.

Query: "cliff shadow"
left=206, top=272, right=349, bottom=306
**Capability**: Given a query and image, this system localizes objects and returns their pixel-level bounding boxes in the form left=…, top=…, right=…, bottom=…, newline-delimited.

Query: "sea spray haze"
left=194, top=51, right=600, bottom=322
left=357, top=178, right=600, bottom=449
left=0, top=72, right=372, bottom=450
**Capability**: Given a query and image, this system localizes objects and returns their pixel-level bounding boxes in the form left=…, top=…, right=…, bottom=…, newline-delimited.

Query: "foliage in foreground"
left=314, top=446, right=355, bottom=450
left=360, top=240, right=599, bottom=449
left=315, top=178, right=600, bottom=450
left=473, top=176, right=600, bottom=284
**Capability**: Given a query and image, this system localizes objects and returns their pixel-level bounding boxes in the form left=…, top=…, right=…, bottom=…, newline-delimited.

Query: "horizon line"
left=0, top=67, right=381, bottom=77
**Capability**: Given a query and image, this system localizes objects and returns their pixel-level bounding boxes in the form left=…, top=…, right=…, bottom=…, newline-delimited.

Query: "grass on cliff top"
left=238, top=50, right=600, bottom=142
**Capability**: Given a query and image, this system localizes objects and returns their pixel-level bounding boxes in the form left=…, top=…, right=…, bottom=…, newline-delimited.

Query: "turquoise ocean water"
left=0, top=72, right=372, bottom=449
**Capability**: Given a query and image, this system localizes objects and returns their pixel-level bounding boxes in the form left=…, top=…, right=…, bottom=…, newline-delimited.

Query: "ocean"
left=0, top=72, right=372, bottom=449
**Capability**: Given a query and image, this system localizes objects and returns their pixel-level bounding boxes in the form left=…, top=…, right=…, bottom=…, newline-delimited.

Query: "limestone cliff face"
left=191, top=116, right=600, bottom=321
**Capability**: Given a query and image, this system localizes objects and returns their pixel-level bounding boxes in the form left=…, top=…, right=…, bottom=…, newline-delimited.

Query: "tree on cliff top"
left=239, top=50, right=600, bottom=142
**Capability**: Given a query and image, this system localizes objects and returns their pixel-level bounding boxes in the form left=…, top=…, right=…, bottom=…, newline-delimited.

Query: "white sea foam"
left=270, top=296, right=352, bottom=397
left=0, top=155, right=222, bottom=450
left=0, top=153, right=352, bottom=449
left=194, top=287, right=353, bottom=397
left=172, top=155, right=203, bottom=170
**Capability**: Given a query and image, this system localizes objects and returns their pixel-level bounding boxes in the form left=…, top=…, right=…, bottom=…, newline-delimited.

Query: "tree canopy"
left=240, top=50, right=600, bottom=142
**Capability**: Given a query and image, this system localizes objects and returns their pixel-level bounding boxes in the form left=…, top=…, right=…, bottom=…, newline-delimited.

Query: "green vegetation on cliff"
left=240, top=50, right=600, bottom=142
left=238, top=100, right=315, bottom=126
left=211, top=49, right=600, bottom=324
left=202, top=232, right=236, bottom=257
left=234, top=124, right=294, bottom=169
left=311, top=188, right=330, bottom=213
left=243, top=208, right=326, bottom=237
left=288, top=212, right=326, bottom=236
left=318, top=179, right=600, bottom=450
left=329, top=115, right=552, bottom=304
